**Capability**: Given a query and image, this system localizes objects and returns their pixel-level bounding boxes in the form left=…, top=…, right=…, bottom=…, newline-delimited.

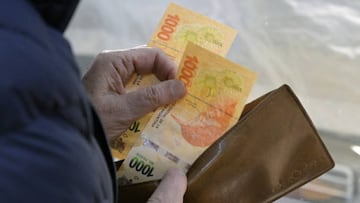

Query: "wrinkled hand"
left=148, top=168, right=187, bottom=203
left=83, top=47, right=187, bottom=202
left=82, top=47, right=186, bottom=138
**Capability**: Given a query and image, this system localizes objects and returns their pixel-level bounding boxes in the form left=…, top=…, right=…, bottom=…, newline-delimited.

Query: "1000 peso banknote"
left=118, top=42, right=257, bottom=185
left=110, top=3, right=237, bottom=160
left=148, top=3, right=237, bottom=64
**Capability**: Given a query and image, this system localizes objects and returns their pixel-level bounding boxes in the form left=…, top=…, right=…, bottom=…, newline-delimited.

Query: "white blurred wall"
left=66, top=0, right=360, bottom=136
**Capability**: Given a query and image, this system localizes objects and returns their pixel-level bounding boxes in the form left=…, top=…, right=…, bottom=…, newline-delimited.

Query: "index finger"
left=113, top=47, right=178, bottom=81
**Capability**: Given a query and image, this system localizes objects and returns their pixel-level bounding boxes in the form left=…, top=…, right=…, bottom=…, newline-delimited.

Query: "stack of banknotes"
left=111, top=3, right=257, bottom=185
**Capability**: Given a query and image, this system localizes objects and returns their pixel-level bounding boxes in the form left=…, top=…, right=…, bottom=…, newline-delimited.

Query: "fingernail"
left=171, top=80, right=186, bottom=99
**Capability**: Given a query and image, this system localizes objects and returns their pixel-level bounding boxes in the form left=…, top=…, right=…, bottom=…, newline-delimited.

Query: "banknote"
left=110, top=74, right=159, bottom=160
left=110, top=3, right=237, bottom=160
left=118, top=42, right=257, bottom=185
left=148, top=2, right=237, bottom=64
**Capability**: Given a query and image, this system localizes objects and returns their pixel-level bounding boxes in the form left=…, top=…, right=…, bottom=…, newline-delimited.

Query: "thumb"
left=124, top=79, right=186, bottom=119
left=148, top=168, right=187, bottom=203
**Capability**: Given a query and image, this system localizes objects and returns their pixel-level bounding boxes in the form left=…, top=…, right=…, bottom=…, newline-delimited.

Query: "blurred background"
left=65, top=0, right=360, bottom=202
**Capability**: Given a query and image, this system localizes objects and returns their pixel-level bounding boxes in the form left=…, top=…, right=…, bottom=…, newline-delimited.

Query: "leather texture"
left=118, top=85, right=334, bottom=203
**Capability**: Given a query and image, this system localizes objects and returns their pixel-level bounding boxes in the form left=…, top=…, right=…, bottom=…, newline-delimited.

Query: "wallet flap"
left=184, top=85, right=334, bottom=202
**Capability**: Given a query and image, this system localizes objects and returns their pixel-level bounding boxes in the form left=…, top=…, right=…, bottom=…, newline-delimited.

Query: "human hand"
left=82, top=47, right=186, bottom=138
left=148, top=168, right=187, bottom=203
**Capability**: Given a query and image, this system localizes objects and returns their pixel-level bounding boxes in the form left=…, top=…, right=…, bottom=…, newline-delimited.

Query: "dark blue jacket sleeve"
left=0, top=0, right=116, bottom=202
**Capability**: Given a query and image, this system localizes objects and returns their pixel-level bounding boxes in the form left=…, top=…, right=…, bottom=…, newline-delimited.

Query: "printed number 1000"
left=157, top=14, right=180, bottom=41
left=129, top=156, right=154, bottom=177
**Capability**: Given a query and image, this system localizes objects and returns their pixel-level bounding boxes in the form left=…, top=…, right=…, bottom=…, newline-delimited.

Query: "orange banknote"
left=148, top=2, right=237, bottom=64
left=118, top=43, right=257, bottom=184
left=111, top=3, right=237, bottom=160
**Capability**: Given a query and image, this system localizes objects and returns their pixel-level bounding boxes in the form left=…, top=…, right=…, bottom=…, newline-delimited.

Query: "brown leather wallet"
left=118, top=85, right=334, bottom=203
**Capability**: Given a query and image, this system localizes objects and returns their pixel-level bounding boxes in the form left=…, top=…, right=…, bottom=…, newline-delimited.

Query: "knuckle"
left=151, top=47, right=163, bottom=54
left=97, top=51, right=107, bottom=59
left=144, top=86, right=162, bottom=106
left=151, top=47, right=166, bottom=59
left=93, top=52, right=108, bottom=65
left=97, top=50, right=116, bottom=61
